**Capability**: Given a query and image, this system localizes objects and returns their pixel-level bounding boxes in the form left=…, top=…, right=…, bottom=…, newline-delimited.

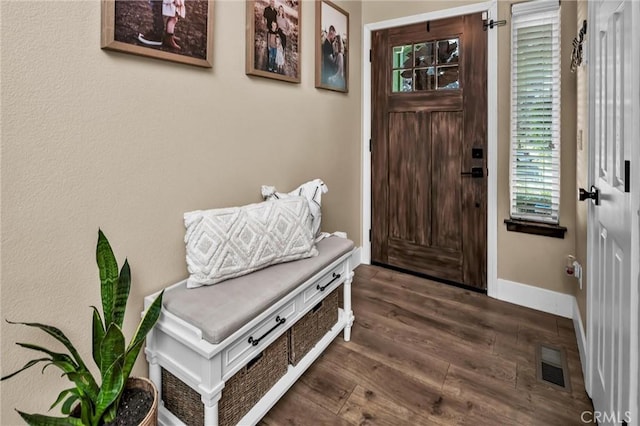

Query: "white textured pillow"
left=261, top=179, right=328, bottom=238
left=184, top=197, right=318, bottom=288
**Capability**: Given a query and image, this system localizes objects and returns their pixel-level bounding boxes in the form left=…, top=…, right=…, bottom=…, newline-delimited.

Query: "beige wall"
left=0, top=0, right=361, bottom=422
left=574, top=0, right=589, bottom=328
left=1, top=0, right=584, bottom=421
left=362, top=0, right=479, bottom=23
left=363, top=0, right=579, bottom=294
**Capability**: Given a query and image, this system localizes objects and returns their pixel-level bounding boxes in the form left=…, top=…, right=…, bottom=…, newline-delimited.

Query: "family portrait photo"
left=246, top=0, right=301, bottom=83
left=101, top=0, right=214, bottom=68
left=315, top=0, right=348, bottom=92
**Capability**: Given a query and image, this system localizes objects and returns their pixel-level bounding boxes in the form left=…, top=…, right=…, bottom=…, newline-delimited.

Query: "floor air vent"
left=536, top=344, right=571, bottom=391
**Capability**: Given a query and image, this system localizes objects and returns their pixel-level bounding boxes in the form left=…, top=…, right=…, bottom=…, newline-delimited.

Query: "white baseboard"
left=490, top=278, right=574, bottom=318
left=573, top=297, right=589, bottom=390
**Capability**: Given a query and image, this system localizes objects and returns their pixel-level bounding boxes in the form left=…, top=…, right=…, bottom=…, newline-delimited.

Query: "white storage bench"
left=144, top=236, right=355, bottom=426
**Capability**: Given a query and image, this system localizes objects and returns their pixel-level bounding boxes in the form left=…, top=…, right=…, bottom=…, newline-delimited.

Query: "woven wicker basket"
left=288, top=285, right=340, bottom=366
left=161, top=332, right=288, bottom=426
left=161, top=369, right=203, bottom=426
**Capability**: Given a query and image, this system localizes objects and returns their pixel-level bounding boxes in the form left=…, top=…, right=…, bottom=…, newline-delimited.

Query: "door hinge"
left=369, top=139, right=372, bottom=152
left=369, top=229, right=372, bottom=241
left=624, top=160, right=630, bottom=193
left=369, top=49, right=372, bottom=62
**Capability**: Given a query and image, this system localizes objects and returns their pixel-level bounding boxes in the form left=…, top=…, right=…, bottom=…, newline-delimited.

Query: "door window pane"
left=391, top=38, right=460, bottom=93
left=437, top=38, right=459, bottom=64
left=392, top=69, right=413, bottom=92
left=414, top=42, right=435, bottom=67
left=392, top=45, right=412, bottom=69
left=436, top=65, right=459, bottom=89
left=415, top=68, right=435, bottom=91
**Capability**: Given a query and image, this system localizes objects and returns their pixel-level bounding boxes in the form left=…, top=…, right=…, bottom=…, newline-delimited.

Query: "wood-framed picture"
left=246, top=0, right=301, bottom=83
left=315, top=0, right=348, bottom=92
left=101, top=0, right=214, bottom=68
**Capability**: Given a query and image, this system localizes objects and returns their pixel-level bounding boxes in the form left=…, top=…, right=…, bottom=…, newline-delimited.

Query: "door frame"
left=361, top=1, right=498, bottom=294
left=585, top=0, right=640, bottom=416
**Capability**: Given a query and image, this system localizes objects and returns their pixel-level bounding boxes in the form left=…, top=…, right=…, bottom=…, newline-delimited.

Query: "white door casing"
left=587, top=0, right=639, bottom=424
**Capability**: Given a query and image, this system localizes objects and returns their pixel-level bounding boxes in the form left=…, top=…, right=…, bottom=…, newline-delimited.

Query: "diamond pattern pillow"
left=184, top=197, right=318, bottom=288
left=261, top=179, right=328, bottom=238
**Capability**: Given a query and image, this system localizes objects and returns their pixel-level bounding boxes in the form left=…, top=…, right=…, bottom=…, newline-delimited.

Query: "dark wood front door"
left=371, top=14, right=487, bottom=290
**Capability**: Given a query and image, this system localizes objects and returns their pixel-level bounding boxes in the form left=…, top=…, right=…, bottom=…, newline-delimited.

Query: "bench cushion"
left=163, top=236, right=354, bottom=344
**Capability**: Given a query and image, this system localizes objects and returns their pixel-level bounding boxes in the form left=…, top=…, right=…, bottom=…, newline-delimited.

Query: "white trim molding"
left=490, top=278, right=574, bottom=318
left=361, top=1, right=498, bottom=295
left=573, top=297, right=588, bottom=391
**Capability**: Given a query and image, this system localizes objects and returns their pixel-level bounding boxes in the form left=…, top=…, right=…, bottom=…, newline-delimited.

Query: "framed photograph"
left=101, top=0, right=214, bottom=68
left=315, top=0, right=348, bottom=92
left=246, top=0, right=301, bottom=83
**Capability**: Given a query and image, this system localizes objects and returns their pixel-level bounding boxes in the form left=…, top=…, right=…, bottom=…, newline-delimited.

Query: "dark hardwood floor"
left=260, top=265, right=594, bottom=425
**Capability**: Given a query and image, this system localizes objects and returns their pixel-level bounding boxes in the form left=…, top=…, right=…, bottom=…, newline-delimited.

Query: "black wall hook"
left=571, top=20, right=588, bottom=72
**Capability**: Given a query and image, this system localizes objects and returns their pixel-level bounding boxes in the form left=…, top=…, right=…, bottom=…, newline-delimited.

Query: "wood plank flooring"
left=260, top=265, right=593, bottom=425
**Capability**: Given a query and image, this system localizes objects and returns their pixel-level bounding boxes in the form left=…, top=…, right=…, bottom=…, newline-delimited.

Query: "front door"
left=587, top=0, right=638, bottom=423
left=371, top=14, right=487, bottom=290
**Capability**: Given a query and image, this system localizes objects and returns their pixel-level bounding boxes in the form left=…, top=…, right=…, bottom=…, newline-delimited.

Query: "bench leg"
left=145, top=339, right=164, bottom=402
left=203, top=391, right=222, bottom=426
left=203, top=401, right=218, bottom=426
left=147, top=354, right=162, bottom=400
left=343, top=270, right=355, bottom=342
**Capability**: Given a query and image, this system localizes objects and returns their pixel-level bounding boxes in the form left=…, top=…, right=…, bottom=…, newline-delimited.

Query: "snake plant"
left=2, top=230, right=164, bottom=426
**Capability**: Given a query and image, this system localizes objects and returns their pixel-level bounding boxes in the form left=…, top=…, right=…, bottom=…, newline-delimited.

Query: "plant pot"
left=71, top=377, right=158, bottom=426
left=126, top=377, right=158, bottom=426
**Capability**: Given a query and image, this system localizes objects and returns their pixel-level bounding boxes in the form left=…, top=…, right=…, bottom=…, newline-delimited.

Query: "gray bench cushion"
left=163, top=236, right=354, bottom=344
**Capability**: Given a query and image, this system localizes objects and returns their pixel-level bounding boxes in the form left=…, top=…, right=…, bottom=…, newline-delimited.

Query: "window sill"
left=504, top=219, right=567, bottom=239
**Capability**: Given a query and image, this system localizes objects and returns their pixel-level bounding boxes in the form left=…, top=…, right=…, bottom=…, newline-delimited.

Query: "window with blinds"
left=510, top=0, right=561, bottom=224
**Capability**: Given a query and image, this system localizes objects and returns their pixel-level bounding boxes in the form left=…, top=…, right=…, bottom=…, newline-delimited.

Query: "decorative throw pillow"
left=261, top=179, right=328, bottom=238
left=184, top=197, right=318, bottom=288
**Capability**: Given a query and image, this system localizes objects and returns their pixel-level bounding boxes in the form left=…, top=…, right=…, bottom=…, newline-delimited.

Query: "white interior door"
left=587, top=0, right=639, bottom=424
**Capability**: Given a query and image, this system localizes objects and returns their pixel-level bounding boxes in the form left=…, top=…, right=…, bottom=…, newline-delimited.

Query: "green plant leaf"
left=91, top=307, right=105, bottom=368
left=1, top=358, right=50, bottom=381
left=92, top=358, right=124, bottom=423
left=96, top=229, right=118, bottom=326
left=41, top=361, right=77, bottom=377
left=60, top=394, right=79, bottom=416
left=65, top=371, right=99, bottom=402
left=121, top=339, right=144, bottom=387
left=49, top=388, right=75, bottom=411
left=16, top=343, right=79, bottom=371
left=100, top=324, right=125, bottom=377
left=122, top=290, right=163, bottom=379
left=103, top=403, right=118, bottom=424
left=92, top=323, right=126, bottom=424
left=79, top=402, right=92, bottom=426
left=6, top=320, right=89, bottom=372
left=17, top=410, right=84, bottom=426
left=112, top=260, right=131, bottom=329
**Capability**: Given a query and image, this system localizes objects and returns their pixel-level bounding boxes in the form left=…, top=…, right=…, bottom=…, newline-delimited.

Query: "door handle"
left=461, top=167, right=484, bottom=178
left=578, top=185, right=600, bottom=205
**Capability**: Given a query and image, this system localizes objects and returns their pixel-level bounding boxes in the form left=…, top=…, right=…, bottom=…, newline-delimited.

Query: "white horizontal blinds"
left=510, top=0, right=561, bottom=223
